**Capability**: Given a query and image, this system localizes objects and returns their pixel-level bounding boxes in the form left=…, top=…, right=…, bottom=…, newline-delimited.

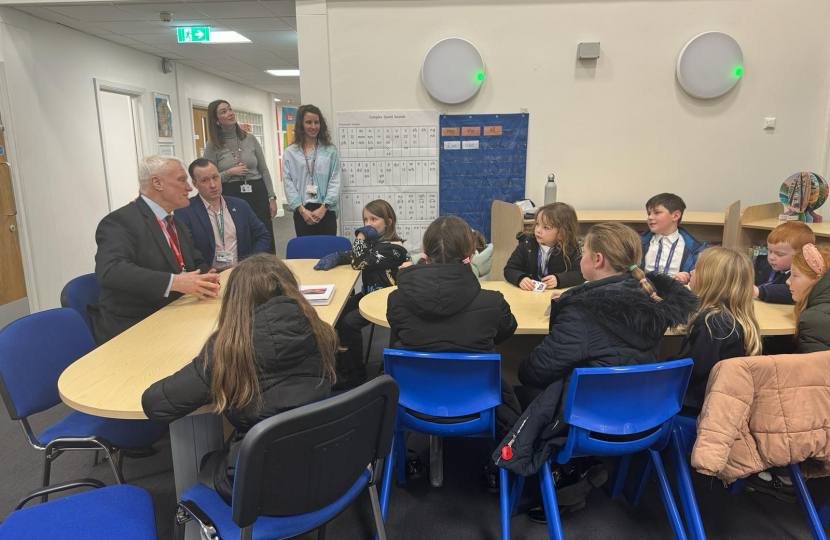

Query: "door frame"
left=189, top=97, right=209, bottom=164
left=0, top=60, right=37, bottom=312
left=93, top=79, right=149, bottom=212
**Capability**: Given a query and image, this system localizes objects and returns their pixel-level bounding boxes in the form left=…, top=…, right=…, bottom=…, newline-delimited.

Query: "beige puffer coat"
left=691, top=352, right=830, bottom=484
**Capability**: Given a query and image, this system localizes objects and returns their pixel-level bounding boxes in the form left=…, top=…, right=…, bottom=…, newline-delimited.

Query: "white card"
left=532, top=280, right=547, bottom=292
left=240, top=183, right=253, bottom=193
left=443, top=141, right=461, bottom=150
left=306, top=184, right=319, bottom=195
left=215, top=250, right=234, bottom=263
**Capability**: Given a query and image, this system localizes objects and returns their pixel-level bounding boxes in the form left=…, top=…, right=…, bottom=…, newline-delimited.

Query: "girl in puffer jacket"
left=789, top=243, right=830, bottom=353
left=141, top=254, right=339, bottom=504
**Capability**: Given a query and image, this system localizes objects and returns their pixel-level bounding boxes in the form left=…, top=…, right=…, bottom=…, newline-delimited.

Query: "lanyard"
left=537, top=246, right=550, bottom=278
left=304, top=144, right=318, bottom=180
left=761, top=269, right=778, bottom=287
left=654, top=237, right=680, bottom=274
left=225, top=140, right=243, bottom=167
left=156, top=216, right=185, bottom=271
left=210, top=201, right=225, bottom=247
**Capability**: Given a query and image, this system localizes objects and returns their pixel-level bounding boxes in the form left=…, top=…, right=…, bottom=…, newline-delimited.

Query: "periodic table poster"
left=439, top=113, right=529, bottom=241
left=336, top=110, right=440, bottom=252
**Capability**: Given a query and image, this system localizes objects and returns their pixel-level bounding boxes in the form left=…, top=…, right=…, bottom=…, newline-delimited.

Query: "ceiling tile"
left=47, top=5, right=144, bottom=22
left=94, top=20, right=172, bottom=33
left=241, top=56, right=295, bottom=69
left=206, top=44, right=278, bottom=58
left=158, top=20, right=229, bottom=30
left=236, top=30, right=296, bottom=47
left=259, top=1, right=295, bottom=17
left=218, top=17, right=292, bottom=32
left=127, top=32, right=181, bottom=45
left=157, top=43, right=232, bottom=59
left=220, top=64, right=269, bottom=74
left=20, top=8, right=114, bottom=34
left=271, top=50, right=298, bottom=64
left=279, top=17, right=296, bottom=30
left=116, top=3, right=212, bottom=21
left=189, top=2, right=273, bottom=18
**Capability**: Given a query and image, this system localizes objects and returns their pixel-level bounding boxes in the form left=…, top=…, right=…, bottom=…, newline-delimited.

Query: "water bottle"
left=544, top=174, right=557, bottom=205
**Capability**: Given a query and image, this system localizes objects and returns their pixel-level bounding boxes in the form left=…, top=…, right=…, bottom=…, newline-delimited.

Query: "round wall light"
left=677, top=31, right=743, bottom=99
left=422, top=38, right=485, bottom=104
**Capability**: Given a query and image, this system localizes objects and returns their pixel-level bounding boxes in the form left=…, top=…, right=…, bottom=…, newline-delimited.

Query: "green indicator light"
left=734, top=66, right=743, bottom=78
left=476, top=71, right=484, bottom=82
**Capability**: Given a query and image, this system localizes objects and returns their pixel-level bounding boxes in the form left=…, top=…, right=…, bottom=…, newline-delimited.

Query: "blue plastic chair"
left=286, top=235, right=352, bottom=259
left=378, top=349, right=502, bottom=524
left=60, top=273, right=101, bottom=334
left=0, top=309, right=167, bottom=499
left=500, top=359, right=694, bottom=540
left=175, top=375, right=399, bottom=540
left=0, top=479, right=157, bottom=539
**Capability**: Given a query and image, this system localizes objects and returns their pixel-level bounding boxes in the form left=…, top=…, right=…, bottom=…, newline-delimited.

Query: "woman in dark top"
left=141, top=254, right=339, bottom=503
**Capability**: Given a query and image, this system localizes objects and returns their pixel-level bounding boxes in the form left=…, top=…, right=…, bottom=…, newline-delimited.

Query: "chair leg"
left=607, top=454, right=632, bottom=500
left=395, top=429, right=407, bottom=485
left=648, top=449, right=688, bottom=540
left=429, top=435, right=443, bottom=488
left=787, top=463, right=828, bottom=540
left=820, top=504, right=830, bottom=529
left=510, top=474, right=525, bottom=517
left=500, top=468, right=511, bottom=540
left=368, top=484, right=388, bottom=540
left=668, top=429, right=706, bottom=540
left=625, top=454, right=653, bottom=506
left=364, top=324, right=376, bottom=365
left=92, top=450, right=99, bottom=467
left=317, top=523, right=327, bottom=540
left=380, top=450, right=394, bottom=522
left=41, top=450, right=53, bottom=504
left=539, top=461, right=565, bottom=540
left=106, top=448, right=126, bottom=484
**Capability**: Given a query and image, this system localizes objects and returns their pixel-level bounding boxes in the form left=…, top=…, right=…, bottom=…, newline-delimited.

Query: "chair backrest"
left=231, top=375, right=399, bottom=528
left=564, top=359, right=693, bottom=435
left=286, top=235, right=352, bottom=260
left=60, top=274, right=101, bottom=333
left=0, top=309, right=97, bottom=420
left=382, top=348, right=501, bottom=417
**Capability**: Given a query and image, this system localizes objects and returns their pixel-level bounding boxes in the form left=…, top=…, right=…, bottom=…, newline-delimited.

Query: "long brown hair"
left=207, top=254, right=339, bottom=413
left=293, top=104, right=332, bottom=148
left=364, top=199, right=403, bottom=242
left=535, top=202, right=581, bottom=269
left=792, top=244, right=830, bottom=322
left=687, top=247, right=761, bottom=356
left=207, top=99, right=247, bottom=149
left=419, top=216, right=476, bottom=265
left=585, top=222, right=662, bottom=301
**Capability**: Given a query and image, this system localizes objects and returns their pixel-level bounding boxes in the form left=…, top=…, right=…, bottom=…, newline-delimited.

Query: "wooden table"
left=58, top=260, right=359, bottom=540
left=359, top=280, right=796, bottom=336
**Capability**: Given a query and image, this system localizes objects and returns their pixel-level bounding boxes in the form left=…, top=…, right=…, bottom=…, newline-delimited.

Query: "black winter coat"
left=141, top=296, right=331, bottom=502
left=754, top=255, right=793, bottom=304
left=334, top=239, right=409, bottom=294
left=504, top=233, right=584, bottom=289
left=796, top=271, right=830, bottom=353
left=494, top=272, right=697, bottom=476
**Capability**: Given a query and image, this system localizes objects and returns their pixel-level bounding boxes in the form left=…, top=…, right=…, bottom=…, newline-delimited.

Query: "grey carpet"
left=0, top=210, right=826, bottom=538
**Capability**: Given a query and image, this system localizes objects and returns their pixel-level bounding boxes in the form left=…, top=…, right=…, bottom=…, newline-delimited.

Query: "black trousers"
left=222, top=179, right=276, bottom=254
left=293, top=203, right=338, bottom=237
left=335, top=293, right=373, bottom=373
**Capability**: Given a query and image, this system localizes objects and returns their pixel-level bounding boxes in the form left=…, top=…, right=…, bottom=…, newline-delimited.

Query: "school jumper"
left=504, top=233, right=584, bottom=288
left=754, top=255, right=793, bottom=304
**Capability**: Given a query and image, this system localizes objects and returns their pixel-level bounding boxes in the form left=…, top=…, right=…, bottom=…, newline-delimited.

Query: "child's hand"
left=399, top=261, right=413, bottom=269
left=753, top=285, right=760, bottom=298
left=550, top=290, right=563, bottom=300
left=674, top=272, right=691, bottom=285
left=541, top=275, right=558, bottom=288
left=519, top=277, right=534, bottom=291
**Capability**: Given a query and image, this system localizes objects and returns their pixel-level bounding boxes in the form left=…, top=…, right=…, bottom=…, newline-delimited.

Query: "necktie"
left=164, top=215, right=181, bottom=253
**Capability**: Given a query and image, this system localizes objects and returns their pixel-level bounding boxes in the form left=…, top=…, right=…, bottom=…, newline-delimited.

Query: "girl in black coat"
left=141, top=254, right=339, bottom=504
left=504, top=202, right=585, bottom=290
left=673, top=247, right=761, bottom=411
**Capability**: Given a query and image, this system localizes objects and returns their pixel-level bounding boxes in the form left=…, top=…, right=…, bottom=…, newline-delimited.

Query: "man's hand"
left=171, top=270, right=221, bottom=301
left=674, top=271, right=691, bottom=285
left=541, top=275, right=558, bottom=288
left=311, top=206, right=327, bottom=223
left=519, top=277, right=534, bottom=291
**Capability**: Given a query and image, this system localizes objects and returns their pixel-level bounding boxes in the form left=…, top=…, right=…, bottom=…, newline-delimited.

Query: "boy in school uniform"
left=640, top=193, right=706, bottom=284
left=753, top=221, right=816, bottom=304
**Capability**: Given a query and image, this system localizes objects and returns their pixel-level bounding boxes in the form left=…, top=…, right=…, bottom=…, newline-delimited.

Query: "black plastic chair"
left=175, top=375, right=399, bottom=540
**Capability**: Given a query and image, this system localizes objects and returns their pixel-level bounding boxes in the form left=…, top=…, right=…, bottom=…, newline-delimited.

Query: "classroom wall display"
left=282, top=106, right=297, bottom=149
left=439, top=113, right=529, bottom=241
left=153, top=93, right=174, bottom=143
left=780, top=172, right=828, bottom=223
left=422, top=38, right=485, bottom=104
left=677, top=31, right=743, bottom=99
left=336, top=110, right=440, bottom=252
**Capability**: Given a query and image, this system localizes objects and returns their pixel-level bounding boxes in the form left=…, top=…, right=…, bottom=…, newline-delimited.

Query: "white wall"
left=299, top=0, right=830, bottom=216
left=0, top=8, right=280, bottom=310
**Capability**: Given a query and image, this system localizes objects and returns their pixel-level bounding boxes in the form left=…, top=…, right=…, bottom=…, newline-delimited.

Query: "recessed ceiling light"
left=266, top=69, right=300, bottom=77
left=274, top=97, right=281, bottom=102
left=207, top=31, right=251, bottom=44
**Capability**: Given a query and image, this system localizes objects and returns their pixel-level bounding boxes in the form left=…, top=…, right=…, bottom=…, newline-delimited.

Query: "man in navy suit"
left=177, top=159, right=272, bottom=271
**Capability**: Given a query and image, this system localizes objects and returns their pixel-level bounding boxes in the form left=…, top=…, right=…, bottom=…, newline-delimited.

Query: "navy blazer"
left=176, top=195, right=272, bottom=268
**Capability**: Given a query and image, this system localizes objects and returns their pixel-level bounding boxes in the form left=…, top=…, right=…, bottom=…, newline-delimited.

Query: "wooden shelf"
left=743, top=217, right=830, bottom=238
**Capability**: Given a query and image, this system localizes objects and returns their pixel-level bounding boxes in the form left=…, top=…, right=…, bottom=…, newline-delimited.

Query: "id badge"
left=306, top=184, right=319, bottom=196
left=240, top=183, right=253, bottom=193
left=216, top=250, right=234, bottom=263
left=531, top=280, right=547, bottom=292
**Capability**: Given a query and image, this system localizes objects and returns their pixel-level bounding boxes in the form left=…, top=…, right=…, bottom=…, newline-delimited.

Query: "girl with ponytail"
left=142, top=254, right=339, bottom=504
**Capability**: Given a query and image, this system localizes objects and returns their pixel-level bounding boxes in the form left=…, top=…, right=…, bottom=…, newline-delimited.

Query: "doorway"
left=193, top=106, right=208, bottom=158
left=0, top=112, right=28, bottom=329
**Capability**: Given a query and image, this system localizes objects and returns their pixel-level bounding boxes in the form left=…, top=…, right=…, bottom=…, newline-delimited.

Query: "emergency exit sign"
left=177, top=27, right=210, bottom=43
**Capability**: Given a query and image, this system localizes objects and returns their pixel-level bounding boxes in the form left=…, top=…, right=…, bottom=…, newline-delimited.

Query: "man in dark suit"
left=176, top=159, right=271, bottom=271
left=89, top=155, right=221, bottom=345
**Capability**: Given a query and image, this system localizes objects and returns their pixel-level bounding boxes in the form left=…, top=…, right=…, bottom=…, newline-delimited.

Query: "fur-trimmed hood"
left=553, top=272, right=697, bottom=350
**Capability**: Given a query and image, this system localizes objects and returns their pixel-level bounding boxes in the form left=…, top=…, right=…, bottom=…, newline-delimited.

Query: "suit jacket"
left=88, top=197, right=210, bottom=345
left=175, top=195, right=271, bottom=268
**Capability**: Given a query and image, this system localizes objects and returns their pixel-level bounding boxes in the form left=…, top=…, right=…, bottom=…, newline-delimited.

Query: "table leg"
left=170, top=413, right=224, bottom=540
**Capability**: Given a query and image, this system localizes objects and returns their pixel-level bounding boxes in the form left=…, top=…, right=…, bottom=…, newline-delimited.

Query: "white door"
left=99, top=90, right=141, bottom=210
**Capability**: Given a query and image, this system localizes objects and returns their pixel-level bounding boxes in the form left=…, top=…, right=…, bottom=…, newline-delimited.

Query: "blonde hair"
left=792, top=244, right=830, bottom=323
left=207, top=254, right=339, bottom=413
left=364, top=199, right=403, bottom=242
left=536, top=203, right=581, bottom=270
left=585, top=222, right=661, bottom=301
left=687, top=247, right=762, bottom=356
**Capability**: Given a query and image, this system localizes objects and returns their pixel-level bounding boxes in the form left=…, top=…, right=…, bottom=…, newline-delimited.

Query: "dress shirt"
left=644, top=230, right=685, bottom=276
left=201, top=195, right=238, bottom=272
